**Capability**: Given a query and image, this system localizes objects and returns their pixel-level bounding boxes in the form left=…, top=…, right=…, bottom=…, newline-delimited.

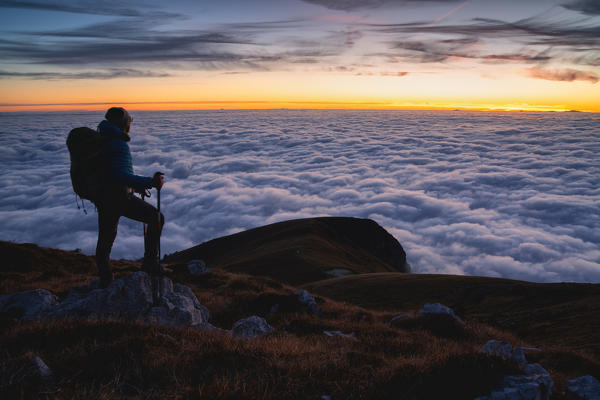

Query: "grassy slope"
left=303, top=273, right=600, bottom=356
left=163, top=217, right=408, bottom=286
left=1, top=238, right=599, bottom=399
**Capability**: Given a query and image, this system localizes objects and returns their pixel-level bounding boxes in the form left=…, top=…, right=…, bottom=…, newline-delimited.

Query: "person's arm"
left=105, top=139, right=153, bottom=191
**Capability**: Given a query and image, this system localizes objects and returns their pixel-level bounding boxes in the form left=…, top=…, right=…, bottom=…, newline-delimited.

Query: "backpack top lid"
left=67, top=127, right=105, bottom=160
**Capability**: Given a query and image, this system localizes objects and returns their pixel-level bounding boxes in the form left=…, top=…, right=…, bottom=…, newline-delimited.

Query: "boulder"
left=475, top=363, right=554, bottom=400
left=481, top=340, right=527, bottom=367
left=187, top=259, right=210, bottom=275
left=232, top=316, right=274, bottom=339
left=0, top=289, right=58, bottom=319
left=418, top=303, right=463, bottom=324
left=296, top=289, right=321, bottom=316
left=42, top=272, right=210, bottom=329
left=566, top=375, right=600, bottom=400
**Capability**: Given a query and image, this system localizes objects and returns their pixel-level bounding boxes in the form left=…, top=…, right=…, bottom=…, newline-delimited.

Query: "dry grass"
left=1, top=241, right=599, bottom=399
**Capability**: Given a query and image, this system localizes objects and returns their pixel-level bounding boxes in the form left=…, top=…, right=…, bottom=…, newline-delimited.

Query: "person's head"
left=105, top=107, right=133, bottom=133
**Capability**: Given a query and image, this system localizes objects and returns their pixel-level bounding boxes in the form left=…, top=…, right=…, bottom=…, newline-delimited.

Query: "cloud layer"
left=0, top=110, right=598, bottom=283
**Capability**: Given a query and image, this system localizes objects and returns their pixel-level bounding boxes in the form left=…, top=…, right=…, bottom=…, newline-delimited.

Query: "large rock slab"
left=2, top=272, right=211, bottom=329
left=48, top=272, right=211, bottom=328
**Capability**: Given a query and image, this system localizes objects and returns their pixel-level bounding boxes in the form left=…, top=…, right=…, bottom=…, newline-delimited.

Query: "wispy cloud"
left=525, top=67, right=599, bottom=83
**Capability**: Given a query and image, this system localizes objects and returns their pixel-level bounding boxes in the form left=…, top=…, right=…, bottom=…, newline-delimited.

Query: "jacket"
left=97, top=120, right=153, bottom=193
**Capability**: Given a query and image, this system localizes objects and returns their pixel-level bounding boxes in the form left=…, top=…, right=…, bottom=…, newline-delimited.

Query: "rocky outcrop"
left=0, top=289, right=58, bottom=319
left=232, top=316, right=274, bottom=339
left=566, top=375, right=600, bottom=400
left=475, top=363, right=554, bottom=400
left=477, top=340, right=554, bottom=400
left=1, top=272, right=213, bottom=330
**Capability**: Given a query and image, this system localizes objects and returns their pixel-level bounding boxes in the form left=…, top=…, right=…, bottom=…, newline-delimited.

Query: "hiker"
left=95, top=107, right=165, bottom=287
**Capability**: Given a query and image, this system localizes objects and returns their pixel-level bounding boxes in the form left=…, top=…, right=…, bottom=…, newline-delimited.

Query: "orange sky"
left=0, top=0, right=598, bottom=112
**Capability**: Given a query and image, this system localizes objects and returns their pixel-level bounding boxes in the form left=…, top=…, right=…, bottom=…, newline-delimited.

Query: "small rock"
left=187, top=259, right=210, bottom=275
left=31, top=356, right=52, bottom=379
left=0, top=289, right=58, bottom=319
left=295, top=289, right=321, bottom=316
left=566, top=375, right=600, bottom=400
left=232, top=316, right=274, bottom=339
left=323, top=330, right=357, bottom=340
left=520, top=347, right=542, bottom=354
left=419, top=303, right=463, bottom=324
left=390, top=314, right=411, bottom=323
left=480, top=340, right=528, bottom=367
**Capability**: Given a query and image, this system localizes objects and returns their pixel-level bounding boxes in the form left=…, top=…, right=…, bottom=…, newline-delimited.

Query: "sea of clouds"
left=0, top=110, right=598, bottom=283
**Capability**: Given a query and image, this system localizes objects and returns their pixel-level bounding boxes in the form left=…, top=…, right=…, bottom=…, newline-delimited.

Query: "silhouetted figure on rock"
left=95, top=107, right=165, bottom=287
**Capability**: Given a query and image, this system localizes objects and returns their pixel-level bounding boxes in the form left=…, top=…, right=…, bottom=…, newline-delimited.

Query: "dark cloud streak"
left=525, top=67, right=599, bottom=83
left=0, top=68, right=171, bottom=79
left=301, top=0, right=460, bottom=11
left=0, top=0, right=180, bottom=18
left=562, top=0, right=600, bottom=16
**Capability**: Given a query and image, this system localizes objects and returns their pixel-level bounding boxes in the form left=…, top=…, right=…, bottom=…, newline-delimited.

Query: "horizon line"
left=0, top=100, right=593, bottom=113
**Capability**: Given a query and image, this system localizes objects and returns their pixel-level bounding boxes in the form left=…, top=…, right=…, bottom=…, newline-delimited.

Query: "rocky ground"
left=1, top=218, right=599, bottom=399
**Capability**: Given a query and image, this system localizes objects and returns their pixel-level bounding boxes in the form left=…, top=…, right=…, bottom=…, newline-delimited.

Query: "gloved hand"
left=152, top=171, right=165, bottom=189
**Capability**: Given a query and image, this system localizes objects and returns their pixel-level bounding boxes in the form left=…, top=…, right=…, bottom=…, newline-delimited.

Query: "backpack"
left=66, top=127, right=108, bottom=205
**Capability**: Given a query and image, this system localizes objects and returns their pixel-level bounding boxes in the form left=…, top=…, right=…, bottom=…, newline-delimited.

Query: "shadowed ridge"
left=164, top=217, right=409, bottom=285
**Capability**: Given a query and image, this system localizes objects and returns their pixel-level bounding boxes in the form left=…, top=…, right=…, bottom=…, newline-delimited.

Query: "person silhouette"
left=94, top=107, right=165, bottom=287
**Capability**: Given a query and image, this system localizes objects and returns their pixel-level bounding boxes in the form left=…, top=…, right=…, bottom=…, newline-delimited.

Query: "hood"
left=98, top=120, right=131, bottom=142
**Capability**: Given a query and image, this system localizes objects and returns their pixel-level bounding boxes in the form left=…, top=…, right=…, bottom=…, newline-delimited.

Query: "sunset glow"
left=0, top=0, right=599, bottom=112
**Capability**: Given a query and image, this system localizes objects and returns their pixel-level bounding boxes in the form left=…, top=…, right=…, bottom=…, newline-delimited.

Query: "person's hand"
left=135, top=188, right=151, bottom=197
left=152, top=172, right=165, bottom=189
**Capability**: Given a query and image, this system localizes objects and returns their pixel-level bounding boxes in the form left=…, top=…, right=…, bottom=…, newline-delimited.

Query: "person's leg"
left=95, top=205, right=120, bottom=287
left=121, top=195, right=164, bottom=272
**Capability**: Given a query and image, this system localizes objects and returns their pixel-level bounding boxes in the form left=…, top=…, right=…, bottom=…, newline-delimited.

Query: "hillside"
left=164, top=217, right=410, bottom=285
left=303, top=273, right=600, bottom=356
left=1, top=218, right=599, bottom=399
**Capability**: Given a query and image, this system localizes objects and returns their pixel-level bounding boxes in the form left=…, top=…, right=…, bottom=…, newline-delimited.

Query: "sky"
left=0, top=0, right=599, bottom=112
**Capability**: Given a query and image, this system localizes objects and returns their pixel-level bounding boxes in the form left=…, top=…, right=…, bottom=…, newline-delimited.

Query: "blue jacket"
left=98, top=120, right=153, bottom=192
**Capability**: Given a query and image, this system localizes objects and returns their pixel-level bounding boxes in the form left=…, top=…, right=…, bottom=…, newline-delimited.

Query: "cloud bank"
left=0, top=110, right=598, bottom=283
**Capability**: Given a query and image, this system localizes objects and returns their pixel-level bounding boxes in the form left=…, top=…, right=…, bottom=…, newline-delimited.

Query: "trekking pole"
left=141, top=192, right=147, bottom=237
left=157, top=186, right=161, bottom=264
left=156, top=172, right=164, bottom=265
